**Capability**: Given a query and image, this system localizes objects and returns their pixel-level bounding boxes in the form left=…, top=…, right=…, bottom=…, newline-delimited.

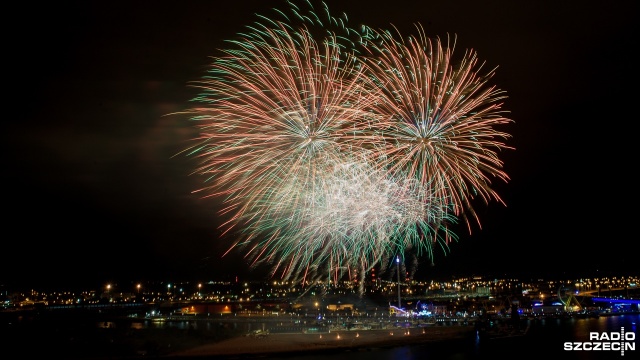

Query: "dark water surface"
left=1, top=311, right=637, bottom=359
left=262, top=314, right=639, bottom=360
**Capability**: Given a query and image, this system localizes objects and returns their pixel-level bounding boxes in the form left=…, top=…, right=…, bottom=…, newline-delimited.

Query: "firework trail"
left=359, top=24, right=514, bottom=233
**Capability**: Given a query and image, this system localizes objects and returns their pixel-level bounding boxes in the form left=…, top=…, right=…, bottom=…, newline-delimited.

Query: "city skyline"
left=3, top=0, right=636, bottom=290
left=6, top=272, right=638, bottom=302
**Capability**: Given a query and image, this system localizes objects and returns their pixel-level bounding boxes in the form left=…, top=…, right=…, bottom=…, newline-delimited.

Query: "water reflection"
left=94, top=318, right=257, bottom=332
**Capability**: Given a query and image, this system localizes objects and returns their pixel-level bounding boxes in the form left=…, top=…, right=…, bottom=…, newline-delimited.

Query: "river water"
left=112, top=313, right=639, bottom=359
left=236, top=314, right=640, bottom=360
left=2, top=311, right=637, bottom=359
left=263, top=314, right=639, bottom=360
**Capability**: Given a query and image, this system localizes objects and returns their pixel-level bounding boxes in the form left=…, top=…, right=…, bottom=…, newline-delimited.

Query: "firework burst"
left=360, top=24, right=514, bottom=233
left=181, top=4, right=383, bottom=281
left=237, top=154, right=456, bottom=287
left=178, top=3, right=512, bottom=288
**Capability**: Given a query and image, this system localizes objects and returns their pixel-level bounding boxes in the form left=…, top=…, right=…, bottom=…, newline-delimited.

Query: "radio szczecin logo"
left=564, top=327, right=636, bottom=356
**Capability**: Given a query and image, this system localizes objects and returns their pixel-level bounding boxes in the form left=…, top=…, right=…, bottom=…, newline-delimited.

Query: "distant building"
left=415, top=301, right=447, bottom=316
left=476, top=286, right=491, bottom=295
left=177, top=304, right=233, bottom=315
left=326, top=303, right=353, bottom=311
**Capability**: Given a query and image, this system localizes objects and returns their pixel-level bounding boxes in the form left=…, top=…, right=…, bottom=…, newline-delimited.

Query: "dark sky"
left=4, top=0, right=637, bottom=290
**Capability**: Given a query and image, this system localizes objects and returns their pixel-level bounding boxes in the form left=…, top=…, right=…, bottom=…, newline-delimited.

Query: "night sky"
left=4, top=0, right=637, bottom=290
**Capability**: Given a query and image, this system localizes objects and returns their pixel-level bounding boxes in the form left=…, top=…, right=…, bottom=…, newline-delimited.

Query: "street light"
left=106, top=284, right=112, bottom=302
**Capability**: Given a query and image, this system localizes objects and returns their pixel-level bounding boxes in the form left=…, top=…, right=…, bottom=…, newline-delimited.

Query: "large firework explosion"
left=233, top=154, right=456, bottom=292
left=359, top=24, right=514, bottom=233
left=185, top=15, right=375, bottom=235
left=178, top=1, right=512, bottom=291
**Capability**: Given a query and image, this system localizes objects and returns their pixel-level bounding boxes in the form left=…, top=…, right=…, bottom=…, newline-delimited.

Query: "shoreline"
left=166, top=326, right=476, bottom=358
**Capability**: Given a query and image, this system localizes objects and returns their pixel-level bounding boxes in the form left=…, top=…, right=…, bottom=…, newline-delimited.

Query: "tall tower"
left=396, top=256, right=401, bottom=309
